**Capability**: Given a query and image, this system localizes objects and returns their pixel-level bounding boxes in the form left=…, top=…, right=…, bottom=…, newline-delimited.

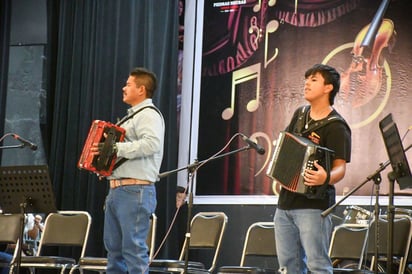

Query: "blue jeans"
left=0, top=251, right=12, bottom=274
left=274, top=208, right=333, bottom=274
left=104, top=184, right=156, bottom=274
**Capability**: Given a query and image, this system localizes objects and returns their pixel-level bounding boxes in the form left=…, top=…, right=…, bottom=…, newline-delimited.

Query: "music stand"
left=379, top=113, right=412, bottom=273
left=0, top=165, right=57, bottom=274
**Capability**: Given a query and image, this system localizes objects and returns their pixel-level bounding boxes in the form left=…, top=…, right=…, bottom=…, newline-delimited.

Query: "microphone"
left=401, top=126, right=412, bottom=142
left=13, top=134, right=38, bottom=150
left=241, top=134, right=265, bottom=155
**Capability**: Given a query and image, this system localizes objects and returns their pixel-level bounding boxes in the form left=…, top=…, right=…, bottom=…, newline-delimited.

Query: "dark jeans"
left=0, top=251, right=12, bottom=274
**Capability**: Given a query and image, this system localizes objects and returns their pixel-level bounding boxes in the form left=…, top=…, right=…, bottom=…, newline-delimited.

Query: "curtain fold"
left=0, top=0, right=11, bottom=149
left=46, top=0, right=180, bottom=257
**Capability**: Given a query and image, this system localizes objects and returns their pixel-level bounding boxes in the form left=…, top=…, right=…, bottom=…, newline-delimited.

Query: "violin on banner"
left=340, top=0, right=395, bottom=108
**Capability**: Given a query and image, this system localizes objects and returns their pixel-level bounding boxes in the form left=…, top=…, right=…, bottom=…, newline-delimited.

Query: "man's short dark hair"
left=130, top=67, right=157, bottom=98
left=305, top=64, right=340, bottom=105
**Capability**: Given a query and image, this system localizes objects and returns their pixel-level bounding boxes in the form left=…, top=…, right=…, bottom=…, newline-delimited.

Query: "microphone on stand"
left=240, top=134, right=265, bottom=155
left=12, top=134, right=38, bottom=150
left=401, top=125, right=412, bottom=142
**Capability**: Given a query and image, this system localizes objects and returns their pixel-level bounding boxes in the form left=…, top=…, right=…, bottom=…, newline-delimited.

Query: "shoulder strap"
left=290, top=107, right=348, bottom=199
left=301, top=112, right=347, bottom=135
left=290, top=105, right=349, bottom=135
left=291, top=105, right=309, bottom=135
left=116, top=105, right=161, bottom=126
left=113, top=106, right=162, bottom=171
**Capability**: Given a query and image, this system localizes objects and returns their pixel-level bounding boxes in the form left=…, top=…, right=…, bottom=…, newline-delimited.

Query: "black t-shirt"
left=277, top=105, right=352, bottom=210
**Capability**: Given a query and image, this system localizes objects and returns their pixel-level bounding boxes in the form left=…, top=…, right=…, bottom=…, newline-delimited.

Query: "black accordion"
left=266, top=131, right=334, bottom=199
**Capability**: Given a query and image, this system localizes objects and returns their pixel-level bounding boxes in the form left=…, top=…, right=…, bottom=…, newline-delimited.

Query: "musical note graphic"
left=250, top=0, right=278, bottom=47
left=253, top=0, right=276, bottom=12
left=222, top=63, right=261, bottom=120
left=249, top=132, right=272, bottom=177
left=249, top=16, right=262, bottom=48
left=264, top=19, right=279, bottom=68
left=253, top=0, right=262, bottom=12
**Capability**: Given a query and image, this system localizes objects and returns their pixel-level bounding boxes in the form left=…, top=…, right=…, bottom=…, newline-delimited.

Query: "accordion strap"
left=291, top=106, right=341, bottom=199
left=116, top=105, right=161, bottom=126
left=294, top=105, right=346, bottom=135
left=113, top=157, right=128, bottom=171
left=113, top=106, right=162, bottom=171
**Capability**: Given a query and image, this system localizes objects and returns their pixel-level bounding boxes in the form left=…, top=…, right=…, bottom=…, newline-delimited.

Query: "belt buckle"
left=110, top=179, right=121, bottom=189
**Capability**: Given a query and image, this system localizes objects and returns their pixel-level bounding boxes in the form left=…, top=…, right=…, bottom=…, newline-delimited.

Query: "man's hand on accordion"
left=303, top=160, right=327, bottom=186
left=91, top=142, right=118, bottom=156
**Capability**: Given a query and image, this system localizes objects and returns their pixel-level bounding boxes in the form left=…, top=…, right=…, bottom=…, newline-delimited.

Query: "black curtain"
left=0, top=0, right=11, bottom=155
left=45, top=0, right=180, bottom=258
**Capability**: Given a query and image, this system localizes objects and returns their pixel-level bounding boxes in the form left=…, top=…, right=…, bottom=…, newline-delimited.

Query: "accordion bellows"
left=78, top=120, right=125, bottom=176
left=266, top=131, right=333, bottom=199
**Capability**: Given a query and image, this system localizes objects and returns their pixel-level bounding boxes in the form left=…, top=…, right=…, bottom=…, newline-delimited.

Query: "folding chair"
left=217, top=222, right=278, bottom=274
left=69, top=213, right=157, bottom=274
left=389, top=209, right=412, bottom=273
left=0, top=214, right=23, bottom=271
left=10, top=211, right=92, bottom=274
left=328, top=224, right=370, bottom=271
left=366, top=216, right=412, bottom=274
left=150, top=212, right=228, bottom=274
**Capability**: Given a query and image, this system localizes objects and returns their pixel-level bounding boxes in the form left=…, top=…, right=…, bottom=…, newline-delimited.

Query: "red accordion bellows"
left=78, top=120, right=125, bottom=176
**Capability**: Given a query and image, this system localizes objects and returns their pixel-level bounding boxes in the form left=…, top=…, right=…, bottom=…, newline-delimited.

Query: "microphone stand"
left=0, top=143, right=29, bottom=274
left=322, top=160, right=386, bottom=273
left=322, top=143, right=412, bottom=273
left=385, top=143, right=412, bottom=273
left=1, top=132, right=25, bottom=150
left=0, top=144, right=25, bottom=149
left=158, top=145, right=254, bottom=274
left=0, top=133, right=31, bottom=150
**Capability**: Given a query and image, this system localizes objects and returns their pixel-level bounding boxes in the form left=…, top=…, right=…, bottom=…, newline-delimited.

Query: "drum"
left=394, top=207, right=412, bottom=217
left=342, top=205, right=372, bottom=225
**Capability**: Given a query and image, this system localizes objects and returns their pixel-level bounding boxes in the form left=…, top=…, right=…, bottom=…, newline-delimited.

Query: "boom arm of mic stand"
left=322, top=143, right=412, bottom=217
left=0, top=144, right=25, bottom=149
left=321, top=160, right=390, bottom=217
left=157, top=145, right=251, bottom=274
left=158, top=146, right=251, bottom=179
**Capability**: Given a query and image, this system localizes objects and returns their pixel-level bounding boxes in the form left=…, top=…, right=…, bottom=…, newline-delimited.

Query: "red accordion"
left=78, top=120, right=126, bottom=176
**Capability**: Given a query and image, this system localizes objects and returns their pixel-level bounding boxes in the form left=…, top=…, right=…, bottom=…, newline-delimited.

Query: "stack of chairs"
left=10, top=210, right=92, bottom=274
left=329, top=208, right=412, bottom=274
